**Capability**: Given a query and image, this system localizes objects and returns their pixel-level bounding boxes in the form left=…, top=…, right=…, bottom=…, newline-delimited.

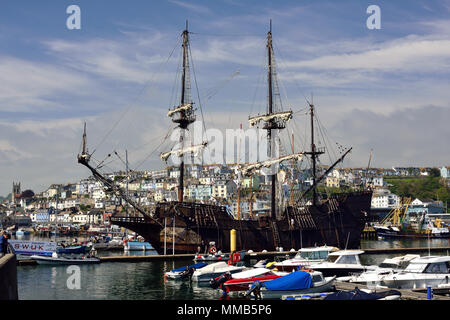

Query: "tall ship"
left=77, top=22, right=372, bottom=254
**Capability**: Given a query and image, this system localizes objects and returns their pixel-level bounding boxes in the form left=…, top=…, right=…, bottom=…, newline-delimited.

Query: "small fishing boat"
left=246, top=270, right=335, bottom=300
left=165, top=262, right=208, bottom=280
left=30, top=252, right=101, bottom=265
left=191, top=261, right=246, bottom=283
left=274, top=246, right=339, bottom=272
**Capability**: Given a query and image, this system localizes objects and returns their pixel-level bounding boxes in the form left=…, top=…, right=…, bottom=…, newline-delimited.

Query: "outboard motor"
left=179, top=267, right=196, bottom=280
left=245, top=280, right=262, bottom=300
left=209, top=272, right=232, bottom=289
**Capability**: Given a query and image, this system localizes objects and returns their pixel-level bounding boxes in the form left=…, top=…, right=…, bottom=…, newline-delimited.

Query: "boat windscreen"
left=299, top=250, right=329, bottom=260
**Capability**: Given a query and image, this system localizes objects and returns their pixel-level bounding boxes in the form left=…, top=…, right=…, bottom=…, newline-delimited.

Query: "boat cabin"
left=294, top=246, right=339, bottom=260
left=324, top=250, right=365, bottom=265
left=378, top=254, right=420, bottom=270
left=403, top=256, right=450, bottom=274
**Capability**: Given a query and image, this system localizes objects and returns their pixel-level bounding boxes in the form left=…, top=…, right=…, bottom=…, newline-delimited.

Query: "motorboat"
left=30, top=252, right=101, bottom=265
left=274, top=246, right=339, bottom=272
left=108, top=236, right=124, bottom=246
left=376, top=255, right=450, bottom=290
left=165, top=262, right=208, bottom=280
left=252, top=259, right=268, bottom=268
left=246, top=270, right=336, bottom=300
left=308, top=250, right=370, bottom=277
left=337, top=254, right=420, bottom=285
left=191, top=261, right=246, bottom=283
left=216, top=268, right=288, bottom=293
left=124, top=241, right=154, bottom=251
left=57, top=245, right=87, bottom=254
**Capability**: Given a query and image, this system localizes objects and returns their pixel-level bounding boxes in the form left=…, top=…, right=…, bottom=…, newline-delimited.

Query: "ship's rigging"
left=76, top=21, right=371, bottom=254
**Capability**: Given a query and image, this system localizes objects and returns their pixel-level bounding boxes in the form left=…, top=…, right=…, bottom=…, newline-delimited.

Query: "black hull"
left=110, top=191, right=372, bottom=254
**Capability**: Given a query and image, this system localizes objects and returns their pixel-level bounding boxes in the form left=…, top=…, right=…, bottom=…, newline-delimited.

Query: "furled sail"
left=160, top=141, right=208, bottom=162
left=248, top=111, right=293, bottom=128
left=167, top=103, right=194, bottom=118
left=240, top=152, right=304, bottom=176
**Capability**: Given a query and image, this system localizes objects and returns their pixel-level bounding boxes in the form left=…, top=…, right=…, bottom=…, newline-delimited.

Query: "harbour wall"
left=0, top=254, right=18, bottom=300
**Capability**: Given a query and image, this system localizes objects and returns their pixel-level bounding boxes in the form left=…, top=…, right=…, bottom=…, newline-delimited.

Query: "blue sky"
left=1, top=0, right=449, bottom=195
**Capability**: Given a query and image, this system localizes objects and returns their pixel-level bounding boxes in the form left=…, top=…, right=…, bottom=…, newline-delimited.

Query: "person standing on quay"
left=0, top=231, right=7, bottom=257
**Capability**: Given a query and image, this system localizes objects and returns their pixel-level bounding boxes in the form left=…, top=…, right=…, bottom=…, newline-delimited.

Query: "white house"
left=212, top=180, right=237, bottom=199
left=371, top=189, right=400, bottom=208
left=371, top=177, right=384, bottom=187
left=30, top=210, right=50, bottom=223
left=441, top=166, right=450, bottom=179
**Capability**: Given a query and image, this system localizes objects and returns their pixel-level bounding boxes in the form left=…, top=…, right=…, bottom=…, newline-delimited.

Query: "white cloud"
left=283, top=38, right=450, bottom=73
left=0, top=56, right=94, bottom=112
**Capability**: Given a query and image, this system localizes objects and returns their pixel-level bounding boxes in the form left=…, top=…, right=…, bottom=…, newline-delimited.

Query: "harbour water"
left=15, top=235, right=450, bottom=300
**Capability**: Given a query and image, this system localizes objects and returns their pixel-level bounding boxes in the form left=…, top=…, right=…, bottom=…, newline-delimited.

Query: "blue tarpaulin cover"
left=262, top=271, right=312, bottom=291
left=171, top=262, right=207, bottom=273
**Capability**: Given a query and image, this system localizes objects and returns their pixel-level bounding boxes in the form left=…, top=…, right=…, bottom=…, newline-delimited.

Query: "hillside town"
left=1, top=165, right=449, bottom=231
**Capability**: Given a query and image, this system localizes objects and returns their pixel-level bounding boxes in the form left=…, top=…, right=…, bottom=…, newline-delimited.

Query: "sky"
left=0, top=0, right=449, bottom=196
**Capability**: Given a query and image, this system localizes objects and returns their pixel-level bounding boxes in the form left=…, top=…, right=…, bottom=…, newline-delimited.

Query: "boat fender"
left=209, top=246, right=217, bottom=254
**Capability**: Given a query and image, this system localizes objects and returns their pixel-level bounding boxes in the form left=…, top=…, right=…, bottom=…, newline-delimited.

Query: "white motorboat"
left=377, top=255, right=450, bottom=290
left=30, top=252, right=101, bottom=265
left=247, top=270, right=336, bottom=300
left=308, top=250, right=371, bottom=277
left=191, top=261, right=246, bottom=283
left=337, top=254, right=420, bottom=285
left=274, top=246, right=339, bottom=272
left=108, top=236, right=124, bottom=246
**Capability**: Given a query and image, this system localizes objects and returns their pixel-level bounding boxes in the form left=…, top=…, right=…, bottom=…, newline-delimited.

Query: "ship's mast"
left=305, top=103, right=324, bottom=206
left=174, top=21, right=195, bottom=202
left=267, top=21, right=277, bottom=220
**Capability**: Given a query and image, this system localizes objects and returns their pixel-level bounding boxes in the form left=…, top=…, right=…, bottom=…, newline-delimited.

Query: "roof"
left=329, top=250, right=365, bottom=256
left=299, top=246, right=339, bottom=252
left=409, top=255, right=450, bottom=264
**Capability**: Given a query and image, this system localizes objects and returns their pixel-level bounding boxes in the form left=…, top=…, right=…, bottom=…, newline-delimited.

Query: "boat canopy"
left=262, top=271, right=312, bottom=291
left=328, top=250, right=364, bottom=256
left=171, top=262, right=207, bottom=273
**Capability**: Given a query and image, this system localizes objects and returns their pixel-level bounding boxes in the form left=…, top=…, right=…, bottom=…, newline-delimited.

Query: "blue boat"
left=124, top=241, right=154, bottom=251
left=247, top=270, right=336, bottom=300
